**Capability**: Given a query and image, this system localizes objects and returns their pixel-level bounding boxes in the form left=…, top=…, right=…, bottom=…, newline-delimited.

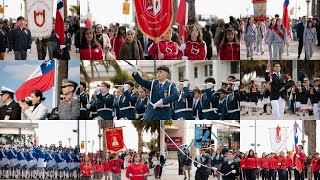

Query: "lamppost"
left=68, top=138, right=71, bottom=147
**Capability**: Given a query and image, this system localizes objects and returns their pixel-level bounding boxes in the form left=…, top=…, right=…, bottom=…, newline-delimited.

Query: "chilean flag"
left=85, top=0, right=92, bottom=28
left=293, top=121, right=303, bottom=174
left=176, top=0, right=189, bottom=41
left=282, top=0, right=291, bottom=37
left=55, top=0, right=64, bottom=45
left=16, top=60, right=55, bottom=101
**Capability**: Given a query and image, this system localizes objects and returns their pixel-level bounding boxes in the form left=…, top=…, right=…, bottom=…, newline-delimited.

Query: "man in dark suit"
left=297, top=16, right=308, bottom=59
left=137, top=33, right=153, bottom=60
left=265, top=62, right=294, bottom=120
left=0, top=87, right=21, bottom=120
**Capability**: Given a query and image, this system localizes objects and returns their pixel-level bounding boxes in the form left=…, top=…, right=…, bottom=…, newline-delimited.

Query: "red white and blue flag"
left=55, top=0, right=64, bottom=45
left=176, top=0, right=189, bottom=41
left=85, top=0, right=92, bottom=27
left=16, top=60, right=55, bottom=101
left=282, top=0, right=291, bottom=37
left=293, top=121, right=303, bottom=174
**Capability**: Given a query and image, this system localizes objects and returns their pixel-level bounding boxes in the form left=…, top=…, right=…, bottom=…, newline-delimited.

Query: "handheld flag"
left=55, top=0, right=64, bottom=45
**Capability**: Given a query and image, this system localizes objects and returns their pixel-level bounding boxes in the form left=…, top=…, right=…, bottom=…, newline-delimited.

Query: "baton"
left=120, top=60, right=154, bottom=79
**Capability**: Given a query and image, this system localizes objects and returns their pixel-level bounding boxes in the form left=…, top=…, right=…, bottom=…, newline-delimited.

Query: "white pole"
left=85, top=120, right=87, bottom=154
left=52, top=60, right=59, bottom=110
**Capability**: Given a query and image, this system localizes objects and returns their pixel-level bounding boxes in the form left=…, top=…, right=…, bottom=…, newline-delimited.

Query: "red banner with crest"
left=105, top=127, right=125, bottom=153
left=134, top=0, right=174, bottom=40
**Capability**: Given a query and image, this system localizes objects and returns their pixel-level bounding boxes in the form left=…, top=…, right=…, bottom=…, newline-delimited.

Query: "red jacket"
left=313, top=160, right=320, bottom=172
left=277, top=156, right=287, bottom=169
left=180, top=40, right=206, bottom=60
left=268, top=157, right=278, bottom=170
left=80, top=163, right=93, bottom=177
left=102, top=161, right=110, bottom=172
left=260, top=158, right=269, bottom=169
left=110, top=35, right=125, bottom=60
left=219, top=43, right=240, bottom=60
left=286, top=156, right=293, bottom=168
left=148, top=40, right=179, bottom=60
left=125, top=163, right=149, bottom=180
left=293, top=152, right=307, bottom=168
left=109, top=159, right=124, bottom=174
left=311, top=158, right=320, bottom=172
left=80, top=45, right=103, bottom=60
left=94, top=163, right=103, bottom=173
left=240, top=158, right=245, bottom=168
left=243, top=157, right=258, bottom=169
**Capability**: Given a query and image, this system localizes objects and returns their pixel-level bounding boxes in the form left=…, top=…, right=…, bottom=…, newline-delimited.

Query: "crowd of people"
left=240, top=62, right=320, bottom=120
left=79, top=64, right=241, bottom=120
left=80, top=16, right=241, bottom=60
left=240, top=14, right=319, bottom=60
left=0, top=144, right=79, bottom=179
left=0, top=14, right=80, bottom=60
left=80, top=149, right=164, bottom=180
left=0, top=79, right=80, bottom=120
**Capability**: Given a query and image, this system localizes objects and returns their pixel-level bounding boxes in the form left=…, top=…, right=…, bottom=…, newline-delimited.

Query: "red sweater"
left=219, top=43, right=240, bottom=60
left=80, top=45, right=103, bottom=60
left=311, top=158, right=320, bottom=172
left=313, top=160, right=320, bottom=172
left=268, top=157, right=278, bottom=170
left=102, top=161, right=110, bottom=172
left=125, top=163, right=149, bottom=180
left=243, top=157, right=258, bottom=169
left=109, top=159, right=124, bottom=174
left=293, top=152, right=307, bottom=168
left=110, top=36, right=125, bottom=60
left=80, top=163, right=93, bottom=177
left=277, top=156, right=287, bottom=169
left=148, top=40, right=179, bottom=60
left=179, top=40, right=206, bottom=60
left=94, top=163, right=103, bottom=173
left=260, top=158, right=269, bottom=169
left=286, top=156, right=293, bottom=168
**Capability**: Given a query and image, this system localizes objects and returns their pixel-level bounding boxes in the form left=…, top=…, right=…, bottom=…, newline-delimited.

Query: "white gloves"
left=5, top=48, right=8, bottom=53
left=9, top=50, right=13, bottom=54
left=197, top=164, right=201, bottom=168
left=231, top=170, right=236, bottom=174
left=113, top=116, right=118, bottom=120
left=292, top=167, right=295, bottom=170
left=207, top=82, right=214, bottom=89
left=27, top=49, right=31, bottom=53
left=278, top=163, right=281, bottom=165
left=234, top=81, right=240, bottom=91
left=153, top=99, right=163, bottom=109
left=76, top=48, right=80, bottom=53
left=86, top=104, right=91, bottom=109
left=123, top=84, right=129, bottom=91
left=199, top=84, right=207, bottom=91
left=211, top=167, right=217, bottom=171
left=183, top=81, right=189, bottom=87
left=182, top=56, right=188, bottom=60
left=133, top=65, right=139, bottom=73
left=257, top=166, right=260, bottom=169
left=95, top=87, right=101, bottom=95
left=296, top=154, right=300, bottom=158
left=60, top=45, right=66, bottom=49
left=179, top=43, right=186, bottom=51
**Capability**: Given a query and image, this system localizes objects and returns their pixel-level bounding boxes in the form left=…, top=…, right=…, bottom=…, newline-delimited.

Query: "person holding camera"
left=19, top=89, right=48, bottom=120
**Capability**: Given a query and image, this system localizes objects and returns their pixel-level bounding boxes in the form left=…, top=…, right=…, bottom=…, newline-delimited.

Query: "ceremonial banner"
left=270, top=125, right=287, bottom=152
left=134, top=0, right=174, bottom=40
left=105, top=127, right=125, bottom=153
left=26, top=0, right=53, bottom=38
left=194, top=124, right=212, bottom=148
left=253, top=0, right=267, bottom=21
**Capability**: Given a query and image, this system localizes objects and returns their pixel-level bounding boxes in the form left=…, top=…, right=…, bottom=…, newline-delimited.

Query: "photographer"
left=19, top=89, right=48, bottom=120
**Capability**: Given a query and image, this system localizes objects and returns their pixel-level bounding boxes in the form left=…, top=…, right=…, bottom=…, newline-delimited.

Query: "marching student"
left=182, top=150, right=192, bottom=180
left=256, top=21, right=266, bottom=55
left=292, top=81, right=303, bottom=116
left=109, top=153, right=124, bottom=180
left=277, top=151, right=287, bottom=180
left=265, top=18, right=276, bottom=60
left=55, top=147, right=67, bottom=179
left=7, top=146, right=18, bottom=179
left=132, top=64, right=179, bottom=120
left=93, top=157, right=103, bottom=180
left=173, top=79, right=194, bottom=120
left=244, top=16, right=257, bottom=60
left=248, top=80, right=260, bottom=119
left=194, top=148, right=211, bottom=180
left=269, top=18, right=289, bottom=60
left=265, top=62, right=294, bottom=120
left=310, top=79, right=320, bottom=120
left=179, top=24, right=207, bottom=60
left=125, top=153, right=149, bottom=180
left=201, top=77, right=220, bottom=120
left=219, top=28, right=240, bottom=60
left=148, top=28, right=180, bottom=60
left=95, top=82, right=114, bottom=120
left=34, top=146, right=46, bottom=180
left=311, top=153, right=319, bottom=180
left=118, top=81, right=138, bottom=120
left=102, top=155, right=111, bottom=180
left=259, top=153, right=269, bottom=180
left=0, top=145, right=9, bottom=178
left=80, top=155, right=93, bottom=180
left=268, top=153, right=278, bottom=180
left=135, top=86, right=148, bottom=120
left=219, top=151, right=240, bottom=180
left=300, top=79, right=311, bottom=120
left=285, top=152, right=293, bottom=180
left=262, top=83, right=272, bottom=115
left=293, top=145, right=307, bottom=180
left=239, top=86, right=248, bottom=115
left=217, top=89, right=227, bottom=120
left=192, top=88, right=202, bottom=120
left=243, top=149, right=259, bottom=180
left=80, top=82, right=89, bottom=120
left=303, top=20, right=318, bottom=60
left=45, top=147, right=56, bottom=179
left=25, top=146, right=37, bottom=179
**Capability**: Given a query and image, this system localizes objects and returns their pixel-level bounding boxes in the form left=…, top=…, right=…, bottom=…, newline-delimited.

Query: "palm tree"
left=304, top=120, right=316, bottom=155
left=56, top=60, right=69, bottom=105
left=131, top=120, right=145, bottom=153
left=80, top=60, right=121, bottom=85
left=144, top=121, right=160, bottom=149
left=188, top=0, right=196, bottom=23
left=99, top=120, right=114, bottom=153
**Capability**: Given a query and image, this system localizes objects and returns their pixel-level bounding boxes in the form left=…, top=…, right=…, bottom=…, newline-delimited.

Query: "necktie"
left=159, top=83, right=163, bottom=89
left=193, top=100, right=197, bottom=108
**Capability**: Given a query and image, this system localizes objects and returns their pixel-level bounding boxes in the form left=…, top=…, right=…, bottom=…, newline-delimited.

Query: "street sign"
left=0, top=7, right=4, bottom=14
left=123, top=2, right=130, bottom=15
left=81, top=142, right=84, bottom=149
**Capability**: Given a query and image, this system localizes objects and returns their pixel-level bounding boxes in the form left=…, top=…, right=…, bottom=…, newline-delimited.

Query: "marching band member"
left=16, top=146, right=27, bottom=179
left=119, top=81, right=138, bottom=120
left=192, top=88, right=202, bottom=120
left=173, top=79, right=194, bottom=120
left=55, top=148, right=67, bottom=179
left=225, top=81, right=240, bottom=120
left=300, top=79, right=311, bottom=120
left=34, top=145, right=46, bottom=180
left=25, top=146, right=37, bottom=179
left=80, top=155, right=93, bottom=180
left=310, top=79, right=320, bottom=120
left=95, top=82, right=114, bottom=120
left=80, top=82, right=89, bottom=120
left=135, top=86, right=148, bottom=120
left=0, top=145, right=10, bottom=178
left=45, top=147, right=56, bottom=179
left=7, top=146, right=18, bottom=178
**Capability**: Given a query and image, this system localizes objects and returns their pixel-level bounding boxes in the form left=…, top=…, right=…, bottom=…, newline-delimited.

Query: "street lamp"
left=98, top=134, right=102, bottom=151
left=68, top=138, right=71, bottom=147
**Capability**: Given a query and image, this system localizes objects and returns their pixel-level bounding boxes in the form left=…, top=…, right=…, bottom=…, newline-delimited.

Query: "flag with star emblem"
left=16, top=60, right=55, bottom=101
left=293, top=121, right=303, bottom=174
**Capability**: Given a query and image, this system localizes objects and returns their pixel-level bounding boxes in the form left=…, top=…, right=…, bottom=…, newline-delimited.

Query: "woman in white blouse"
left=19, top=90, right=48, bottom=120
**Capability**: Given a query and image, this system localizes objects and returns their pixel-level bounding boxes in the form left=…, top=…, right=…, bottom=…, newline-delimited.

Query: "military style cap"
left=0, top=86, right=15, bottom=95
left=61, top=79, right=78, bottom=88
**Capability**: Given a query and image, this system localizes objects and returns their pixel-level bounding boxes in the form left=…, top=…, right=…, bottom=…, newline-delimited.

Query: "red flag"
left=282, top=0, right=291, bottom=37
left=55, top=0, right=64, bottom=45
left=85, top=0, right=92, bottom=27
left=176, top=0, right=189, bottom=41
left=105, top=128, right=125, bottom=153
left=134, top=0, right=173, bottom=40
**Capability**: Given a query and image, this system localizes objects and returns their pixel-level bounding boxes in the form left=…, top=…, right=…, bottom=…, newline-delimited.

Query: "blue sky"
left=0, top=60, right=80, bottom=112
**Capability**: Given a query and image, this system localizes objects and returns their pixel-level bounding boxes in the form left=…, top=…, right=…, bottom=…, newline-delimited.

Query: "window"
left=205, top=64, right=213, bottom=77
left=178, top=67, right=184, bottom=80
left=231, top=61, right=240, bottom=74
left=194, top=67, right=198, bottom=78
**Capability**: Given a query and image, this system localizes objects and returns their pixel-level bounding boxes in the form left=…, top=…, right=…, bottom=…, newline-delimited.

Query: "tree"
left=188, top=0, right=196, bottom=23
left=110, top=70, right=135, bottom=86
left=131, top=120, right=145, bottom=153
left=144, top=121, right=160, bottom=148
left=304, top=120, right=316, bottom=155
left=56, top=60, right=69, bottom=105
left=144, top=138, right=158, bottom=153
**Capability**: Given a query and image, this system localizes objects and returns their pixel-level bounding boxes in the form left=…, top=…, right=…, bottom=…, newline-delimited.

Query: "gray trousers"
left=14, top=51, right=27, bottom=60
left=36, top=41, right=47, bottom=60
left=112, top=173, right=121, bottom=180
left=80, top=176, right=91, bottom=180
left=256, top=35, right=264, bottom=53
left=273, top=42, right=284, bottom=60
left=47, top=41, right=57, bottom=60
left=268, top=44, right=273, bottom=60
left=246, top=36, right=255, bottom=58
left=305, top=40, right=315, bottom=60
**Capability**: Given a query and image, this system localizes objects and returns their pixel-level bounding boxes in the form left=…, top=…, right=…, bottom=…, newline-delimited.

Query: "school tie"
left=159, top=83, right=163, bottom=89
left=193, top=100, right=197, bottom=109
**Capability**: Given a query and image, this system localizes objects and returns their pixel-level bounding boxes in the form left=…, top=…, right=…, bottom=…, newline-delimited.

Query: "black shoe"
left=250, top=58, right=253, bottom=60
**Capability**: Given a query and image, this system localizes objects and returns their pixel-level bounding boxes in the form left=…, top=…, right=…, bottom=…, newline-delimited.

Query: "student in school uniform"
left=269, top=18, right=289, bottom=60
left=119, top=81, right=138, bottom=120
left=217, top=89, right=227, bottom=120
left=310, top=79, right=320, bottom=120
left=109, top=153, right=124, bottom=180
left=200, top=77, right=220, bottom=120
left=95, top=82, right=114, bottom=120
left=192, top=88, right=202, bottom=120
left=125, top=153, right=149, bottom=180
left=303, top=20, right=318, bottom=60
left=300, top=79, right=311, bottom=120
left=219, top=151, right=240, bottom=180
left=173, top=79, right=194, bottom=120
left=277, top=151, right=287, bottom=180
left=135, top=86, right=148, bottom=120
left=265, top=18, right=276, bottom=60
left=225, top=81, right=240, bottom=120
left=243, top=149, right=259, bottom=180
left=256, top=21, right=266, bottom=55
left=244, top=16, right=257, bottom=60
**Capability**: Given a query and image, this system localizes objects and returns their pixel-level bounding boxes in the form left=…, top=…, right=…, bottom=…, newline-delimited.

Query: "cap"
left=0, top=86, right=15, bottom=96
left=221, top=80, right=228, bottom=85
left=156, top=65, right=170, bottom=74
left=61, top=79, right=78, bottom=88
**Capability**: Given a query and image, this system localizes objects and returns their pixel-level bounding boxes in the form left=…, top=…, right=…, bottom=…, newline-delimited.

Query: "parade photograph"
left=0, top=120, right=80, bottom=179
left=0, top=0, right=80, bottom=60
left=0, top=60, right=80, bottom=120
left=239, top=0, right=320, bottom=60
left=79, top=60, right=240, bottom=120
left=79, top=120, right=160, bottom=180
left=240, top=120, right=320, bottom=180
left=240, top=60, right=320, bottom=120
left=79, top=0, right=242, bottom=60
left=158, top=120, right=240, bottom=180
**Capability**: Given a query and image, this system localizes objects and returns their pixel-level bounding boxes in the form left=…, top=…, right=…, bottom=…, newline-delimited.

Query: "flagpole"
left=52, top=60, right=58, bottom=110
